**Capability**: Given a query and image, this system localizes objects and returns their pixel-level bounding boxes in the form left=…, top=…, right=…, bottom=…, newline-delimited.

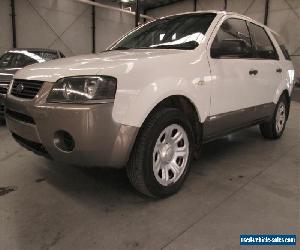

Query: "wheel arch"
left=281, top=89, right=291, bottom=119
left=138, top=95, right=203, bottom=150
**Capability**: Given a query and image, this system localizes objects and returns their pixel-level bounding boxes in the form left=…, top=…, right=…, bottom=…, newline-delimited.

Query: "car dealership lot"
left=0, top=98, right=299, bottom=250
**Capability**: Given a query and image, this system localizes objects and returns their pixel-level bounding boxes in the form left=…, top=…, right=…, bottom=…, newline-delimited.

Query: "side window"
left=14, top=54, right=36, bottom=67
left=0, top=53, right=14, bottom=67
left=42, top=52, right=60, bottom=61
left=248, top=23, right=278, bottom=60
left=211, top=18, right=253, bottom=59
left=273, top=33, right=291, bottom=60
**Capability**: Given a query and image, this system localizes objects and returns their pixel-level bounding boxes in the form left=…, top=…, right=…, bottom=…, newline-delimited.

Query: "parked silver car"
left=0, top=48, right=65, bottom=118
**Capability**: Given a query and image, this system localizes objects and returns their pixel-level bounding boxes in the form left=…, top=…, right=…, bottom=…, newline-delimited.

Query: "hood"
left=14, top=49, right=188, bottom=82
left=0, top=67, right=21, bottom=82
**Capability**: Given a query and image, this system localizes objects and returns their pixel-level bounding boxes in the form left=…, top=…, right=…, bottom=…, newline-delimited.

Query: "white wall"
left=95, top=6, right=135, bottom=51
left=146, top=0, right=194, bottom=18
left=0, top=0, right=135, bottom=56
left=0, top=0, right=12, bottom=54
left=147, top=0, right=300, bottom=77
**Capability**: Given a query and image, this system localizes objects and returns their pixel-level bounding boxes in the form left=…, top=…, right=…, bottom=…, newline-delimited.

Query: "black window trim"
left=209, top=17, right=280, bottom=61
left=209, top=17, right=256, bottom=60
left=247, top=21, right=279, bottom=61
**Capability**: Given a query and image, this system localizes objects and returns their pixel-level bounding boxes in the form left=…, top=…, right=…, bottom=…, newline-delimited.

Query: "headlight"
left=47, top=76, right=117, bottom=103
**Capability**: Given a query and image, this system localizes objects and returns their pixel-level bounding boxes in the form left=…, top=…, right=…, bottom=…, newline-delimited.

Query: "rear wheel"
left=127, top=108, right=194, bottom=198
left=260, top=95, right=288, bottom=139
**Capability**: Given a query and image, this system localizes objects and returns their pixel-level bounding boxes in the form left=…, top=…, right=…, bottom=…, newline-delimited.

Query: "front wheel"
left=127, top=108, right=194, bottom=198
left=260, top=95, right=288, bottom=139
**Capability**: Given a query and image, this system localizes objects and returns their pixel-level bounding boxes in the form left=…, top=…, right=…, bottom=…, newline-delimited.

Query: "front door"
left=205, top=17, right=258, bottom=139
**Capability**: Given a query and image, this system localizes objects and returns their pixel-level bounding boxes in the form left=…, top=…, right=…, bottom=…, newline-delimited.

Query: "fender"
left=112, top=50, right=212, bottom=128
left=115, top=78, right=204, bottom=128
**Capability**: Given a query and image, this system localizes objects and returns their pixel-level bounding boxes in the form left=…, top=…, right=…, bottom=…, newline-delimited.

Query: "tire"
left=127, top=108, right=194, bottom=198
left=260, top=95, right=288, bottom=139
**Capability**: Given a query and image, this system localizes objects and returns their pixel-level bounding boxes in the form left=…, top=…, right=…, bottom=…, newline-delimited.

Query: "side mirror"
left=212, top=39, right=250, bottom=58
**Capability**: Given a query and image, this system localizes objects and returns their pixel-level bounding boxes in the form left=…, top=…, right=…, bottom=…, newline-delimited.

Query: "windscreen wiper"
left=152, top=41, right=199, bottom=50
left=111, top=46, right=131, bottom=50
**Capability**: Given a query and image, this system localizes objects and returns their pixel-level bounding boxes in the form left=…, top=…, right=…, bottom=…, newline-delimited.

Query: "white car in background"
left=5, top=11, right=295, bottom=198
left=0, top=48, right=65, bottom=118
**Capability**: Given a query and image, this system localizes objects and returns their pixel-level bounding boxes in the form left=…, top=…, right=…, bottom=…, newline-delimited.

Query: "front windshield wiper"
left=152, top=41, right=199, bottom=50
left=109, top=41, right=199, bottom=51
left=111, top=46, right=131, bottom=51
left=110, top=46, right=149, bottom=51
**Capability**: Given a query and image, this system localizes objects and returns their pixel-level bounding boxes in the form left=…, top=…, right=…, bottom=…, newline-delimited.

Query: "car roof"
left=161, top=10, right=278, bottom=35
left=222, top=11, right=278, bottom=34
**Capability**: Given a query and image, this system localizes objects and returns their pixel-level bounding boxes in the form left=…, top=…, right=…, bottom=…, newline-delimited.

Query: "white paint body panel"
left=13, top=11, right=295, bottom=128
left=206, top=14, right=293, bottom=116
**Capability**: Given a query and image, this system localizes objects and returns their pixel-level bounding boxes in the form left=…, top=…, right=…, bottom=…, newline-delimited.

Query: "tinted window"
left=211, top=18, right=253, bottom=58
left=14, top=54, right=36, bottom=67
left=248, top=23, right=278, bottom=60
left=34, top=51, right=60, bottom=61
left=0, top=50, right=60, bottom=68
left=0, top=52, right=37, bottom=68
left=0, top=53, right=14, bottom=67
left=273, top=33, right=291, bottom=60
left=110, top=13, right=216, bottom=50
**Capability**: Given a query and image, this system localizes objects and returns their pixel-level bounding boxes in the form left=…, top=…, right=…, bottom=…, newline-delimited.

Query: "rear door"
left=247, top=22, right=282, bottom=105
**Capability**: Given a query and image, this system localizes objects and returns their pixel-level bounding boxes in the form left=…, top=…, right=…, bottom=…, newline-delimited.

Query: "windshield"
left=109, top=13, right=216, bottom=51
left=0, top=50, right=59, bottom=68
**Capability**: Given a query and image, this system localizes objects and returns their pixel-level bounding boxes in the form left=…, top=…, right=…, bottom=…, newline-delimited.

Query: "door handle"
left=276, top=68, right=282, bottom=73
left=249, top=69, right=258, bottom=75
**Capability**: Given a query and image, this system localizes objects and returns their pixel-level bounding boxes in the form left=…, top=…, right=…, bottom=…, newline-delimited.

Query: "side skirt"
left=202, top=103, right=275, bottom=143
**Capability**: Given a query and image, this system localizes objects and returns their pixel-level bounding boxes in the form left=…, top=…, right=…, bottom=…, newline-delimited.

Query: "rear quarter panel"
left=266, top=29, right=295, bottom=103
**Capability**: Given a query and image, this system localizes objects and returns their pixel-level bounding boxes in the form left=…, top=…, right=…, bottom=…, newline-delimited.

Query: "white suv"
left=5, top=11, right=295, bottom=198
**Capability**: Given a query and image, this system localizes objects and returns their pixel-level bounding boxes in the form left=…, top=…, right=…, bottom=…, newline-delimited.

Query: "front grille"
left=6, top=109, right=35, bottom=124
left=11, top=79, right=44, bottom=99
left=12, top=133, right=50, bottom=158
left=0, top=81, right=9, bottom=95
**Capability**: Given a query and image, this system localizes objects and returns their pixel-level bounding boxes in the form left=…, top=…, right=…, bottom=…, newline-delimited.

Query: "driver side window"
left=211, top=18, right=253, bottom=59
left=14, top=54, right=36, bottom=67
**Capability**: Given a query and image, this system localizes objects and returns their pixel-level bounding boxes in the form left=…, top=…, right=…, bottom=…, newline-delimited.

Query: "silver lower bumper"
left=5, top=93, right=138, bottom=168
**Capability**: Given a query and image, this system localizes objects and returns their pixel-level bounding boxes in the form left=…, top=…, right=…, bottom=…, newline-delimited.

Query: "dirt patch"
left=0, top=186, right=17, bottom=196
left=35, top=178, right=46, bottom=183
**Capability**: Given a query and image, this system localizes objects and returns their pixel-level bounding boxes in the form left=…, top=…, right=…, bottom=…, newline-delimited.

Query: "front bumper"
left=5, top=82, right=138, bottom=168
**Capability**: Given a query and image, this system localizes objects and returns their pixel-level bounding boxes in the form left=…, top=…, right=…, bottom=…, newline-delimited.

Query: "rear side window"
left=273, top=33, right=291, bottom=60
left=34, top=52, right=60, bottom=61
left=248, top=23, right=278, bottom=60
left=210, top=18, right=253, bottom=58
